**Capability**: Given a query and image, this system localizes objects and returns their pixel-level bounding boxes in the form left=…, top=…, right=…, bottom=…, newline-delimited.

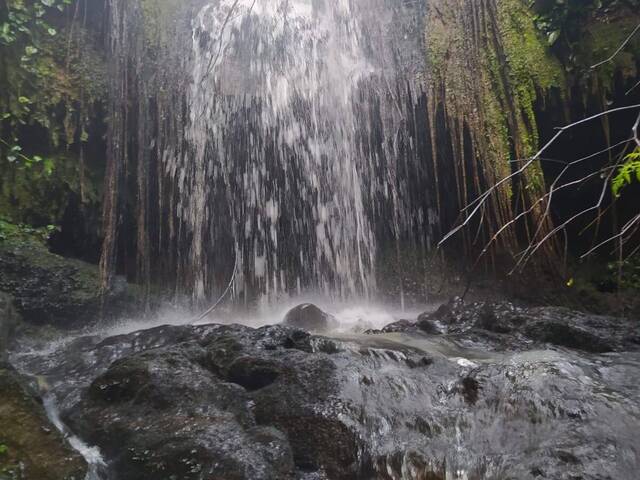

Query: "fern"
left=612, top=148, right=640, bottom=197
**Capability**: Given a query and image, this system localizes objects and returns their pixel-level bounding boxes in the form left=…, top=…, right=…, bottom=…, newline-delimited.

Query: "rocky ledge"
left=0, top=227, right=132, bottom=329
left=10, top=301, right=640, bottom=480
left=371, top=297, right=640, bottom=353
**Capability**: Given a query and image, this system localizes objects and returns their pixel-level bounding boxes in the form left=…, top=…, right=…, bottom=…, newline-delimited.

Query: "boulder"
left=381, top=319, right=415, bottom=333
left=59, top=324, right=358, bottom=479
left=0, top=231, right=132, bottom=328
left=0, top=363, right=86, bottom=480
left=66, top=344, right=294, bottom=480
left=282, top=304, right=339, bottom=333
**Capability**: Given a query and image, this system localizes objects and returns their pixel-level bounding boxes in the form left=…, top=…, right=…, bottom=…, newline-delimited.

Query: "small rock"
left=282, top=304, right=339, bottom=333
left=381, top=319, right=415, bottom=333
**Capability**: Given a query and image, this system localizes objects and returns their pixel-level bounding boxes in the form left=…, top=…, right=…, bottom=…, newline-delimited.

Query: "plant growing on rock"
left=441, top=7, right=640, bottom=281
left=0, top=0, right=107, bottom=228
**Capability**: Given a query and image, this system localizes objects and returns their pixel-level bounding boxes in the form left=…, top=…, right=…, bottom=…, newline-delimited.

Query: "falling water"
left=101, top=0, right=433, bottom=304
left=165, top=0, right=430, bottom=303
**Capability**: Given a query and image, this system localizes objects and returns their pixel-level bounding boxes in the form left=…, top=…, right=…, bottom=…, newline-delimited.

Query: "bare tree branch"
left=590, top=22, right=640, bottom=69
left=439, top=105, right=640, bottom=251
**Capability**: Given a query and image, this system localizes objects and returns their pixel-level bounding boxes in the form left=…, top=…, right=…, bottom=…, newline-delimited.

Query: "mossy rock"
left=0, top=363, right=86, bottom=480
left=0, top=293, right=19, bottom=358
left=0, top=222, right=132, bottom=328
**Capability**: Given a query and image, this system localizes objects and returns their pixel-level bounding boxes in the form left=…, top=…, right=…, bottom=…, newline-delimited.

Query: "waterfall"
left=181, top=0, right=381, bottom=301
left=103, top=0, right=434, bottom=304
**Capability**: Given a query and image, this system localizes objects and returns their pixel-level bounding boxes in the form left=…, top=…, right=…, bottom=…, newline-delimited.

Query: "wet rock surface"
left=282, top=304, right=339, bottom=333
left=0, top=292, right=18, bottom=356
left=0, top=362, right=86, bottom=480
left=373, top=298, right=639, bottom=353
left=8, top=301, right=640, bottom=480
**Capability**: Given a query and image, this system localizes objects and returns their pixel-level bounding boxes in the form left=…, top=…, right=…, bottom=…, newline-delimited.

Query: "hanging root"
left=191, top=250, right=239, bottom=324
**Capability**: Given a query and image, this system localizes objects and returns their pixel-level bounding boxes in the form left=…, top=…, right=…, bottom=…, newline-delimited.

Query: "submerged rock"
left=282, top=304, right=339, bottom=333
left=0, top=362, right=86, bottom=480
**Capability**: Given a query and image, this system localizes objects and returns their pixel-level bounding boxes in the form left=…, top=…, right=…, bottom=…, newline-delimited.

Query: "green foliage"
left=0, top=137, right=54, bottom=174
left=497, top=0, right=565, bottom=158
left=1, top=0, right=78, bottom=138
left=0, top=0, right=72, bottom=46
left=531, top=0, right=640, bottom=92
left=0, top=217, right=58, bottom=243
left=612, top=147, right=640, bottom=197
left=0, top=444, right=7, bottom=455
left=531, top=0, right=639, bottom=46
left=0, top=0, right=106, bottom=228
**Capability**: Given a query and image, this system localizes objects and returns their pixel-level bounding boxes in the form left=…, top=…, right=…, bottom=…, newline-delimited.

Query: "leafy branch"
left=0, top=0, right=72, bottom=47
left=612, top=147, right=640, bottom=197
left=0, top=137, right=55, bottom=175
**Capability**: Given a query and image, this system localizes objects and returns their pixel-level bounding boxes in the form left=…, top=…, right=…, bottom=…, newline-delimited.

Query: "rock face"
left=0, top=233, right=131, bottom=328
left=10, top=309, right=640, bottom=480
left=0, top=293, right=18, bottom=356
left=0, top=362, right=86, bottom=480
left=282, top=304, right=339, bottom=333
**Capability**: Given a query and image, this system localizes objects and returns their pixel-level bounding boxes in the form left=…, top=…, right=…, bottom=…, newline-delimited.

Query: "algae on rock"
left=0, top=220, right=131, bottom=327
left=423, top=0, right=639, bottom=270
left=0, top=363, right=87, bottom=480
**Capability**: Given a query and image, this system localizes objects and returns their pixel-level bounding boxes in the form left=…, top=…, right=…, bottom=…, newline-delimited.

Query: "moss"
left=422, top=0, right=569, bottom=263
left=495, top=0, right=565, bottom=157
left=425, top=0, right=565, bottom=164
left=0, top=364, right=86, bottom=480
left=498, top=0, right=565, bottom=91
left=575, top=16, right=640, bottom=94
left=0, top=221, right=100, bottom=297
left=0, top=220, right=133, bottom=326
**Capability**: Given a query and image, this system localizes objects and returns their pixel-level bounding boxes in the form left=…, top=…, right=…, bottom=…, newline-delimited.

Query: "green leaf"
left=18, top=96, right=30, bottom=104
left=612, top=148, right=640, bottom=197
left=43, top=158, right=54, bottom=175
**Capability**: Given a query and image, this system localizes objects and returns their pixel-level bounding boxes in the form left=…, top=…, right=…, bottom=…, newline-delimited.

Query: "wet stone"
left=282, top=304, right=339, bottom=333
left=7, top=303, right=640, bottom=480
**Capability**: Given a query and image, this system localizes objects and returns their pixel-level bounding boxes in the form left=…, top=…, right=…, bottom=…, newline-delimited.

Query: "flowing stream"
left=9, top=301, right=640, bottom=479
